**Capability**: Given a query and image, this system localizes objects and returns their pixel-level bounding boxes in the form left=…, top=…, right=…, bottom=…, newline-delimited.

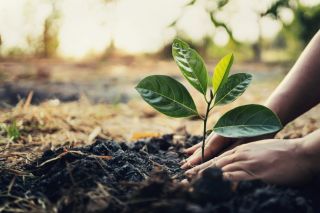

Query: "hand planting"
left=136, top=39, right=282, bottom=163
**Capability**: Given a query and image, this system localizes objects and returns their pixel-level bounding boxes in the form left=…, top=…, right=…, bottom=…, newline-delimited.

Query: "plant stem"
left=201, top=95, right=214, bottom=163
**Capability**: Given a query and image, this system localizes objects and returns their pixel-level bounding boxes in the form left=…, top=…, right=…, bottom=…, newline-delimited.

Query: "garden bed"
left=1, top=134, right=320, bottom=213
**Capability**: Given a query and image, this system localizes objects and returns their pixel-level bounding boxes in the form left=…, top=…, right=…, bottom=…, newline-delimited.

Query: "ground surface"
left=1, top=135, right=320, bottom=213
left=0, top=59, right=320, bottom=212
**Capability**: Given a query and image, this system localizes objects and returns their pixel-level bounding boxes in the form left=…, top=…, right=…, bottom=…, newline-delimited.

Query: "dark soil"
left=1, top=135, right=320, bottom=213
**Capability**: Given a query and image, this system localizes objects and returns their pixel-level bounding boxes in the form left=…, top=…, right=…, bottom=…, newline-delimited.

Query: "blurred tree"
left=292, top=3, right=320, bottom=44
left=254, top=0, right=291, bottom=62
left=264, top=0, right=320, bottom=58
left=102, top=39, right=116, bottom=59
left=169, top=0, right=268, bottom=61
left=169, top=0, right=320, bottom=62
left=23, top=1, right=60, bottom=58
left=41, top=4, right=60, bottom=58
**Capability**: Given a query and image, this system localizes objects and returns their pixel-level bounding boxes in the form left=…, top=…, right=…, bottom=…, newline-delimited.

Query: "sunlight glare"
left=1, top=0, right=317, bottom=58
left=213, top=27, right=229, bottom=46
left=58, top=0, right=112, bottom=58
left=112, top=0, right=183, bottom=53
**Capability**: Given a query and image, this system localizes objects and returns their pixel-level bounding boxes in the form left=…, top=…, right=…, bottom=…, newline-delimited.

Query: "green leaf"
left=212, top=53, right=234, bottom=94
left=213, top=104, right=282, bottom=138
left=214, top=73, right=252, bottom=106
left=135, top=75, right=198, bottom=118
left=172, top=39, right=208, bottom=95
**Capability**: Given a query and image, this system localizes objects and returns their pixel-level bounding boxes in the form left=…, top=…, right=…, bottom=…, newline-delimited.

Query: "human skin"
left=185, top=130, right=320, bottom=185
left=181, top=30, right=320, bottom=184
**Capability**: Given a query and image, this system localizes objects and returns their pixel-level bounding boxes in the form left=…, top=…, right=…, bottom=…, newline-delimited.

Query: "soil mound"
left=1, top=135, right=319, bottom=213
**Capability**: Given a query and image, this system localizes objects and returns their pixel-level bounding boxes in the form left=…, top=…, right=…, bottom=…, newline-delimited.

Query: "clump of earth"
left=1, top=135, right=319, bottom=213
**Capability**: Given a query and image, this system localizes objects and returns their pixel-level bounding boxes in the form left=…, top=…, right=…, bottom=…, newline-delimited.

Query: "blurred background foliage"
left=0, top=0, right=319, bottom=62
left=0, top=0, right=319, bottom=141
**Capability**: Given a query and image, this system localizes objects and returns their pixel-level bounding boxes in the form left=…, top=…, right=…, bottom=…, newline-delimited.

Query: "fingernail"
left=181, top=163, right=189, bottom=169
left=181, top=148, right=187, bottom=153
left=223, top=172, right=230, bottom=180
left=183, top=156, right=192, bottom=163
left=180, top=159, right=186, bottom=165
left=185, top=170, right=196, bottom=177
left=185, top=169, right=192, bottom=175
left=181, top=179, right=189, bottom=185
left=181, top=160, right=191, bottom=169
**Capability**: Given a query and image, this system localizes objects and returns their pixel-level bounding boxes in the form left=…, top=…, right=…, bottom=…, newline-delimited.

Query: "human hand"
left=186, top=138, right=314, bottom=185
left=181, top=131, right=276, bottom=169
left=181, top=132, right=239, bottom=169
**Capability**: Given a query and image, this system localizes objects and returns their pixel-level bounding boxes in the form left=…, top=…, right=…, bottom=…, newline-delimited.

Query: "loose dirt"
left=1, top=135, right=319, bottom=213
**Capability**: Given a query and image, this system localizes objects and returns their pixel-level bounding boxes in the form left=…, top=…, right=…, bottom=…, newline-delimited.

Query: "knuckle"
left=237, top=152, right=249, bottom=159
left=231, top=153, right=241, bottom=162
left=229, top=153, right=246, bottom=163
left=245, top=161, right=259, bottom=172
left=226, top=172, right=233, bottom=180
left=237, top=144, right=247, bottom=150
left=210, top=159, right=217, bottom=168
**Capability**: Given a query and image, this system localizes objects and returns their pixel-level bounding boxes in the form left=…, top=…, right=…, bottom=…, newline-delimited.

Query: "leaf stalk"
left=201, top=91, right=214, bottom=163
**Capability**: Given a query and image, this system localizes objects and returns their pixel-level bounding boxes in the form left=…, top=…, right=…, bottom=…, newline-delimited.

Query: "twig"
left=37, top=149, right=112, bottom=168
left=7, top=176, right=16, bottom=195
left=0, top=168, right=31, bottom=176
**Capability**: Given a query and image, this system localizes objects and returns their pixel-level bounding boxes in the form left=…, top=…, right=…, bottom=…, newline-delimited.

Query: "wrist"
left=264, top=92, right=289, bottom=126
left=294, top=135, right=320, bottom=176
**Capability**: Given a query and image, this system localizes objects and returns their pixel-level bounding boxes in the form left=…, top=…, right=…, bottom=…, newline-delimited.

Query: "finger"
left=185, top=159, right=214, bottom=175
left=215, top=153, right=248, bottom=168
left=221, top=139, right=245, bottom=152
left=222, top=162, right=258, bottom=179
left=222, top=162, right=247, bottom=172
left=181, top=139, right=211, bottom=165
left=181, top=136, right=229, bottom=169
left=181, top=161, right=193, bottom=170
left=181, top=146, right=214, bottom=169
left=215, top=144, right=249, bottom=162
left=181, top=179, right=189, bottom=185
left=183, top=142, right=202, bottom=155
left=181, top=146, right=208, bottom=169
left=181, top=149, right=199, bottom=169
left=198, top=160, right=218, bottom=175
left=212, top=148, right=237, bottom=165
left=215, top=148, right=236, bottom=160
left=183, top=132, right=217, bottom=154
left=223, top=171, right=256, bottom=182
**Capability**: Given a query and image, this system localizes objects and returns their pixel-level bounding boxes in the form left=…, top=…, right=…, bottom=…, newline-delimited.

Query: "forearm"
left=265, top=30, right=320, bottom=126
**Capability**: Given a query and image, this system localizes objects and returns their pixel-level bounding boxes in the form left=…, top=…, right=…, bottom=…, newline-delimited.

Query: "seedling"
left=0, top=121, right=21, bottom=141
left=136, top=39, right=282, bottom=163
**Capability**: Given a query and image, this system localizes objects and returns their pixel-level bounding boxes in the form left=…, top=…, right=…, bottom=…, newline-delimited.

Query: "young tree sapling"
left=136, top=39, right=282, bottom=163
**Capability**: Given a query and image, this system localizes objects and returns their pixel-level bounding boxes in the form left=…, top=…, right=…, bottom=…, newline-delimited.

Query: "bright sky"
left=0, top=0, right=318, bottom=59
